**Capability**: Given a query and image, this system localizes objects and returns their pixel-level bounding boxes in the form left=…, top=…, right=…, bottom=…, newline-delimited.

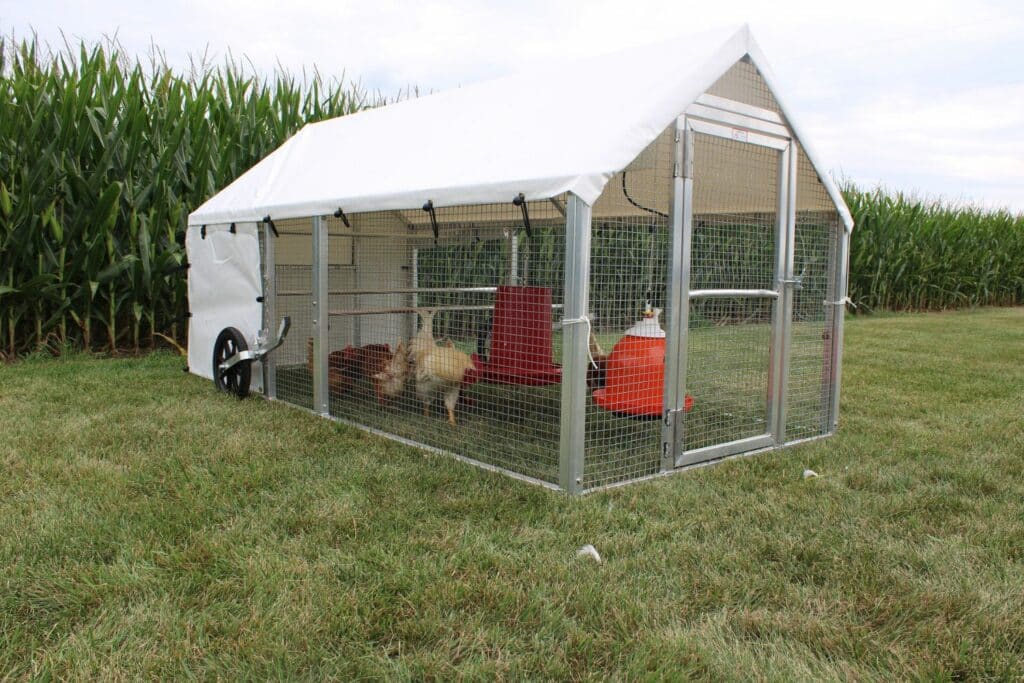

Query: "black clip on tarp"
left=513, top=193, right=532, bottom=238
left=333, top=208, right=351, bottom=228
left=262, top=215, right=279, bottom=238
left=422, top=200, right=439, bottom=244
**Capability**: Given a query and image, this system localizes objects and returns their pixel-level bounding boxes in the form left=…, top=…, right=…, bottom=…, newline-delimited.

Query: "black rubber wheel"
left=212, top=327, right=251, bottom=399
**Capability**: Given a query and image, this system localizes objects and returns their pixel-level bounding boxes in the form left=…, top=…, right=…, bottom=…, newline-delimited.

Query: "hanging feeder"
left=472, top=285, right=562, bottom=385
left=592, top=306, right=693, bottom=418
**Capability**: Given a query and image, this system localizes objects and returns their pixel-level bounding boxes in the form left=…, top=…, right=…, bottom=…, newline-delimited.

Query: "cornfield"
left=845, top=187, right=1024, bottom=311
left=3, top=36, right=1022, bottom=359
left=0, top=36, right=372, bottom=357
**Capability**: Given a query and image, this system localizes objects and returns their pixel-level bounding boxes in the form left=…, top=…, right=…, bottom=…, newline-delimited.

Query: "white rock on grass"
left=577, top=544, right=602, bottom=564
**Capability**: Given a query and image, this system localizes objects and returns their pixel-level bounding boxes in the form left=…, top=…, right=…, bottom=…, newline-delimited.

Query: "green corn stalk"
left=0, top=33, right=372, bottom=356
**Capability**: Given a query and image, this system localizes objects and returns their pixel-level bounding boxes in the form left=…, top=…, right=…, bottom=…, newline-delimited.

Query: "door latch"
left=779, top=276, right=803, bottom=290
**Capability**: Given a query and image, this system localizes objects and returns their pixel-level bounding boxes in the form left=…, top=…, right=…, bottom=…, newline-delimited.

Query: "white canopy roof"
left=189, top=25, right=853, bottom=231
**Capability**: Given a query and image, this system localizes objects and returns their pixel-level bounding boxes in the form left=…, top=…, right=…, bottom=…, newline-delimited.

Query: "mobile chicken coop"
left=186, top=25, right=853, bottom=493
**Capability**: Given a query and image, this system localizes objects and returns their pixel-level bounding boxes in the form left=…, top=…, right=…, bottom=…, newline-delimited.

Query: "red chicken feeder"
left=473, top=285, right=562, bottom=385
left=592, top=312, right=694, bottom=418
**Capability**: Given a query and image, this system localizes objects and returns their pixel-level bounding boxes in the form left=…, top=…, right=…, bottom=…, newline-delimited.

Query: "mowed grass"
left=1, top=309, right=1023, bottom=679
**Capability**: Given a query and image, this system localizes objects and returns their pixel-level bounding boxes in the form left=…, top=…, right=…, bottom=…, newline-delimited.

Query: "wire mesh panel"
left=319, top=201, right=567, bottom=484
left=683, top=133, right=780, bottom=454
left=582, top=126, right=674, bottom=488
left=269, top=218, right=314, bottom=409
left=786, top=146, right=842, bottom=441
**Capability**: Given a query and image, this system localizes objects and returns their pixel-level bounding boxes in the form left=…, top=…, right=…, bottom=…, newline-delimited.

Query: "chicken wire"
left=786, top=145, right=841, bottom=441
left=681, top=134, right=779, bottom=457
left=291, top=201, right=571, bottom=484
left=582, top=125, right=674, bottom=488
left=266, top=218, right=314, bottom=410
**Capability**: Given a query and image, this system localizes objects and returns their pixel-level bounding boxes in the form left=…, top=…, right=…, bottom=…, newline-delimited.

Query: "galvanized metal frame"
left=311, top=214, right=330, bottom=415
left=262, top=220, right=277, bottom=400
left=661, top=115, right=692, bottom=471
left=694, top=93, right=785, bottom=125
left=828, top=228, right=850, bottom=432
left=767, top=144, right=791, bottom=443
left=669, top=104, right=800, bottom=470
left=686, top=118, right=790, bottom=151
left=691, top=289, right=778, bottom=299
left=773, top=141, right=799, bottom=443
left=686, top=104, right=790, bottom=140
left=559, top=193, right=592, bottom=494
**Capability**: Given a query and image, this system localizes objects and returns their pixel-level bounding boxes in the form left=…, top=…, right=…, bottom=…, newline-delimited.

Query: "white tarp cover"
left=186, top=222, right=263, bottom=382
left=188, top=25, right=853, bottom=231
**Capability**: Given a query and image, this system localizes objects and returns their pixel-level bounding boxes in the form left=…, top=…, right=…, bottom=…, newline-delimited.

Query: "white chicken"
left=408, top=308, right=437, bottom=366
left=411, top=309, right=476, bottom=426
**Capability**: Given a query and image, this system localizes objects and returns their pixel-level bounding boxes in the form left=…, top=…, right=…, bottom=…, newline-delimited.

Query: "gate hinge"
left=664, top=407, right=687, bottom=428
left=673, top=161, right=681, bottom=178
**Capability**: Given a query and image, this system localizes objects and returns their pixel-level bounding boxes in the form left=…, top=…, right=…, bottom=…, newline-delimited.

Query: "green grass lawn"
left=1, top=308, right=1022, bottom=679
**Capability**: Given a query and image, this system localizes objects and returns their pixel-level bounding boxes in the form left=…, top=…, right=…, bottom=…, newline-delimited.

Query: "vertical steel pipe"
left=773, top=143, right=798, bottom=443
left=661, top=116, right=693, bottom=471
left=829, top=228, right=850, bottom=432
left=262, top=220, right=277, bottom=400
left=312, top=215, right=330, bottom=415
left=558, top=193, right=592, bottom=494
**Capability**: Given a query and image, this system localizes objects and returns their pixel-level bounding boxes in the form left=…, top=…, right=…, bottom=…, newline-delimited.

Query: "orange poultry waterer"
left=592, top=308, right=694, bottom=418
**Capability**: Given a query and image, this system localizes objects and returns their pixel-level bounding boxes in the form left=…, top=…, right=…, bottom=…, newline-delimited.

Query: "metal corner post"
left=768, top=143, right=792, bottom=442
left=662, top=116, right=693, bottom=471
left=771, top=143, right=797, bottom=444
left=829, top=228, right=850, bottom=431
left=262, top=220, right=278, bottom=399
left=312, top=215, right=330, bottom=415
left=559, top=193, right=592, bottom=494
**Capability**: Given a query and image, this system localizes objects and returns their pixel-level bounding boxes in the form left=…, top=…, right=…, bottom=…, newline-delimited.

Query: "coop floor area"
left=273, top=323, right=831, bottom=488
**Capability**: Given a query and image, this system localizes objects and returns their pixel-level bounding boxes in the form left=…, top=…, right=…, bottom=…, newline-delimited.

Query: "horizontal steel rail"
left=328, top=303, right=563, bottom=317
left=277, top=286, right=499, bottom=297
left=688, top=288, right=779, bottom=299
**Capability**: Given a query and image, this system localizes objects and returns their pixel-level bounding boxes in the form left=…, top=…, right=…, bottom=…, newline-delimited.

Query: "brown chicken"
left=306, top=337, right=350, bottom=395
left=342, top=344, right=393, bottom=381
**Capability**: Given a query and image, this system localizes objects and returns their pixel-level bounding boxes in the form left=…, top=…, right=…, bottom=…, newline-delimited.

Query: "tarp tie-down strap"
left=512, top=193, right=532, bottom=238
left=561, top=315, right=598, bottom=370
left=262, top=215, right=279, bottom=238
left=422, top=200, right=439, bottom=244
left=825, top=296, right=855, bottom=308
left=333, top=207, right=351, bottom=228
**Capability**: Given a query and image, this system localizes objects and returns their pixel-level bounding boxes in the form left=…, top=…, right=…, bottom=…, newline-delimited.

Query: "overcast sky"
left=4, top=0, right=1023, bottom=212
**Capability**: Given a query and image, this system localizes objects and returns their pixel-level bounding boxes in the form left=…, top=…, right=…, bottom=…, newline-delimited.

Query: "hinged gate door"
left=662, top=111, right=796, bottom=469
